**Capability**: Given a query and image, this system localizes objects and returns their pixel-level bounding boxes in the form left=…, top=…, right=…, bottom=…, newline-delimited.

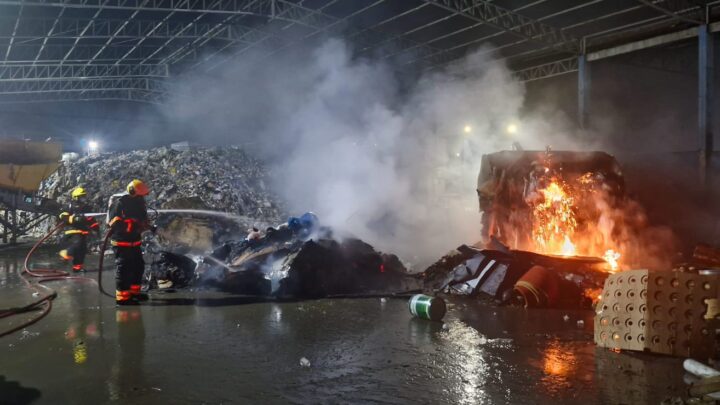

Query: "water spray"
left=84, top=209, right=256, bottom=223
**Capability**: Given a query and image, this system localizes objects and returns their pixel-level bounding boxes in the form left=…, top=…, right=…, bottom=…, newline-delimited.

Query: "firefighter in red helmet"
left=107, top=179, right=152, bottom=305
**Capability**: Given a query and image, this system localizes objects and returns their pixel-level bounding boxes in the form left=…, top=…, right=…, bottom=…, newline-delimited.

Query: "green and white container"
left=408, top=294, right=447, bottom=321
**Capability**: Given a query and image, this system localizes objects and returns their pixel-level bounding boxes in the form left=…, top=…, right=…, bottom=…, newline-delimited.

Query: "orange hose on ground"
left=1, top=222, right=111, bottom=338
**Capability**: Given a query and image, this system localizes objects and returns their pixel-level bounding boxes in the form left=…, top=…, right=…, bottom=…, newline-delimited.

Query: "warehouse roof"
left=0, top=0, right=716, bottom=104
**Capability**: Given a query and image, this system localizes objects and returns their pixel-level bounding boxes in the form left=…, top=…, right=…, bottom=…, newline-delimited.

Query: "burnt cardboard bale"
left=476, top=150, right=625, bottom=249
left=594, top=269, right=719, bottom=359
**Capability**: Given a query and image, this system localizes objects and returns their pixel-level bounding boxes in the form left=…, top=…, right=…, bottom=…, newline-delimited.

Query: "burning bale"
left=476, top=148, right=677, bottom=271
left=477, top=149, right=626, bottom=264
left=145, top=213, right=421, bottom=299
left=421, top=148, right=686, bottom=310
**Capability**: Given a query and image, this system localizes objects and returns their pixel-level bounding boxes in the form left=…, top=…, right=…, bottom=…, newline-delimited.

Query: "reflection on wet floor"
left=539, top=340, right=580, bottom=396
left=439, top=320, right=491, bottom=404
left=1, top=245, right=688, bottom=404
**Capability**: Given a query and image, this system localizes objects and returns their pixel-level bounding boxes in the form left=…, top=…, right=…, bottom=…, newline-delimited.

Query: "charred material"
left=273, top=238, right=415, bottom=299
left=146, top=251, right=197, bottom=290
left=422, top=244, right=609, bottom=309
left=147, top=215, right=421, bottom=299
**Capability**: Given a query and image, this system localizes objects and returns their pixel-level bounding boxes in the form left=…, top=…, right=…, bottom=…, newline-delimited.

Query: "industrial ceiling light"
left=463, top=125, right=472, bottom=134
left=87, top=140, right=100, bottom=156
left=506, top=123, right=518, bottom=135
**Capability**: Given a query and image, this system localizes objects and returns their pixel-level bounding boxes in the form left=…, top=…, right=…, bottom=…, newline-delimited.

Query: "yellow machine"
left=0, top=139, right=62, bottom=243
left=0, top=139, right=61, bottom=193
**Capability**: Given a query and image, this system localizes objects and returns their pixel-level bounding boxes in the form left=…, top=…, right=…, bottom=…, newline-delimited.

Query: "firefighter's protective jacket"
left=59, top=202, right=98, bottom=235
left=107, top=193, right=149, bottom=246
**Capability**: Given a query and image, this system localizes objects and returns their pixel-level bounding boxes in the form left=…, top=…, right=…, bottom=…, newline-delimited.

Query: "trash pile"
left=39, top=146, right=285, bottom=221
left=145, top=213, right=422, bottom=299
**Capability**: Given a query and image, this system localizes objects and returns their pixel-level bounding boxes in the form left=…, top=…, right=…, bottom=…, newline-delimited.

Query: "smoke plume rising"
left=160, top=38, right=587, bottom=266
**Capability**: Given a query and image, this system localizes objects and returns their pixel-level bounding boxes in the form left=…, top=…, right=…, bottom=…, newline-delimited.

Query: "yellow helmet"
left=127, top=179, right=150, bottom=196
left=71, top=187, right=87, bottom=200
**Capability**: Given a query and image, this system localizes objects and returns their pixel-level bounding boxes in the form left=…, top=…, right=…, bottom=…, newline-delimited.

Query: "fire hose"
left=0, top=223, right=113, bottom=338
left=0, top=222, right=66, bottom=337
left=96, top=229, right=115, bottom=299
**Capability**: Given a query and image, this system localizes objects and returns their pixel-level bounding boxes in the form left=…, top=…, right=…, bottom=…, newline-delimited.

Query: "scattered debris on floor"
left=421, top=242, right=610, bottom=309
left=18, top=329, right=39, bottom=341
left=145, top=214, right=422, bottom=299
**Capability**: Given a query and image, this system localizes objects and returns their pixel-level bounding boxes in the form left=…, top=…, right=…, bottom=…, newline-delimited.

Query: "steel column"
left=2, top=209, right=7, bottom=244
left=698, top=24, right=714, bottom=184
left=9, top=203, right=16, bottom=244
left=578, top=54, right=591, bottom=130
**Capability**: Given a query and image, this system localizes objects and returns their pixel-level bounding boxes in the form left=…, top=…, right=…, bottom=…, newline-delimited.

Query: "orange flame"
left=603, top=249, right=621, bottom=273
left=530, top=177, right=622, bottom=272
left=532, top=179, right=578, bottom=256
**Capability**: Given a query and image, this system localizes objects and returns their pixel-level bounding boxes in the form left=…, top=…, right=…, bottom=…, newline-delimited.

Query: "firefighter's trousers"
left=60, top=234, right=88, bottom=271
left=113, top=245, right=145, bottom=302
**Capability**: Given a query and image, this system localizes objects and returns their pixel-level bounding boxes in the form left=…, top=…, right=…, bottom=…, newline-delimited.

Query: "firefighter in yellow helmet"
left=58, top=187, right=99, bottom=272
left=106, top=179, right=152, bottom=305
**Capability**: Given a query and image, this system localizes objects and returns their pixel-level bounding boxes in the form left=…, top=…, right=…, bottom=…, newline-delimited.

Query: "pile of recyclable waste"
left=145, top=213, right=423, bottom=299
left=39, top=146, right=285, bottom=221
left=34, top=146, right=285, bottom=248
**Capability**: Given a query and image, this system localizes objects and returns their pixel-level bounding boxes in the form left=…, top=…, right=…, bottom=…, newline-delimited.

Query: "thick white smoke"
left=162, top=38, right=580, bottom=267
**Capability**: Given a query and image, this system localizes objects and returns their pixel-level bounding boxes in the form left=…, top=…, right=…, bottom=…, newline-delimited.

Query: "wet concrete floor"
left=1, top=245, right=688, bottom=404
